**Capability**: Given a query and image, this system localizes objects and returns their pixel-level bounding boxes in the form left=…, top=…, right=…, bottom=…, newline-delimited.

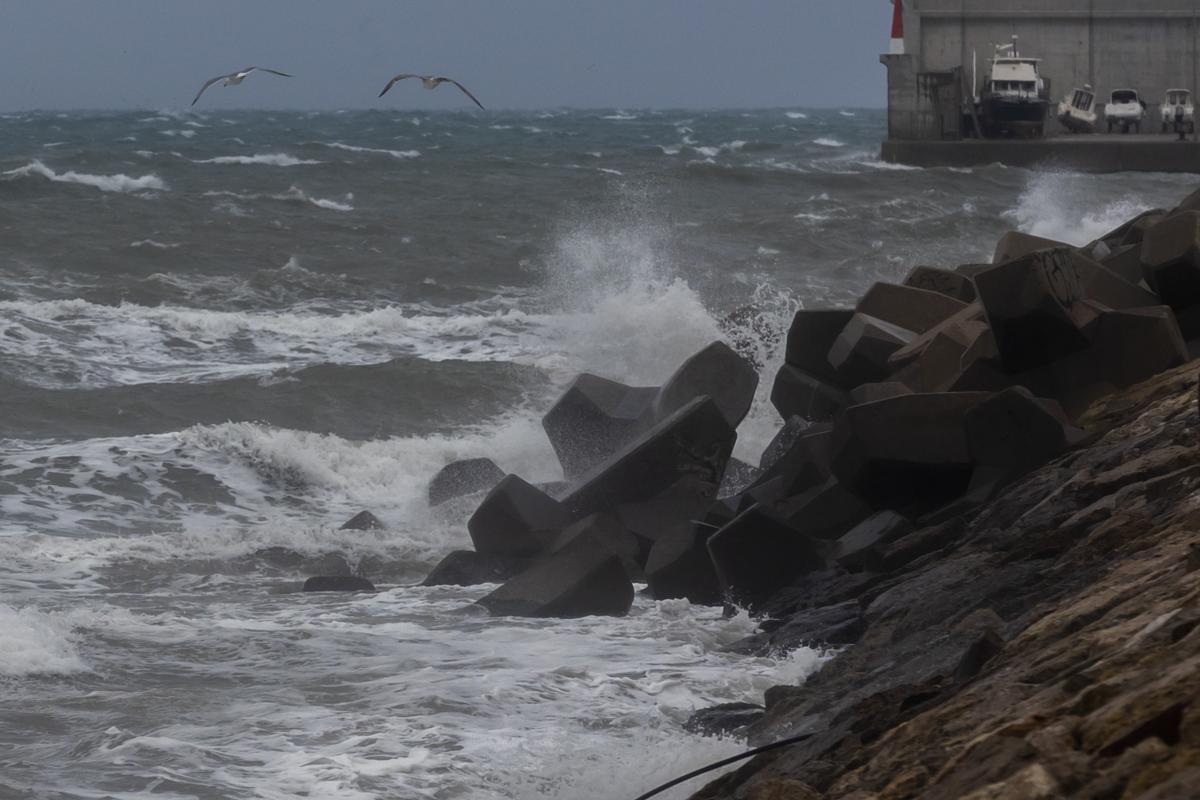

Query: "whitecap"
left=194, top=153, right=321, bottom=166
left=130, top=239, right=182, bottom=249
left=0, top=604, right=88, bottom=676
left=813, top=137, right=845, bottom=148
left=322, top=142, right=420, bottom=159
left=839, top=110, right=857, bottom=117
left=160, top=129, right=197, bottom=138
left=597, top=168, right=624, bottom=176
left=785, top=111, right=808, bottom=119
left=2, top=160, right=167, bottom=193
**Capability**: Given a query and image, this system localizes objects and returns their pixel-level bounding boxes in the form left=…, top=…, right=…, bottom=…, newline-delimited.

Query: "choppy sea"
left=1, top=107, right=1195, bottom=799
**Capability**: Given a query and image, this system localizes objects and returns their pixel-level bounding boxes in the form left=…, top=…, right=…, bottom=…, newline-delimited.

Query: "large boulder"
left=542, top=374, right=658, bottom=478
left=467, top=475, right=574, bottom=556
left=645, top=521, right=723, bottom=604
left=340, top=510, right=384, bottom=530
left=475, top=532, right=634, bottom=618
left=1141, top=210, right=1200, bottom=315
left=827, top=313, right=915, bottom=387
left=770, top=364, right=849, bottom=422
left=562, top=396, right=735, bottom=517
left=427, top=458, right=505, bottom=506
left=422, top=550, right=534, bottom=586
left=856, top=282, right=969, bottom=335
left=831, top=392, right=991, bottom=513
left=652, top=341, right=758, bottom=428
left=783, top=309, right=855, bottom=386
left=973, top=248, right=1101, bottom=373
left=707, top=505, right=829, bottom=610
left=903, top=265, right=977, bottom=303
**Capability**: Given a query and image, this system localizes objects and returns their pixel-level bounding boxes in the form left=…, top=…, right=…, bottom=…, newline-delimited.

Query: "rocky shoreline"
left=310, top=188, right=1200, bottom=797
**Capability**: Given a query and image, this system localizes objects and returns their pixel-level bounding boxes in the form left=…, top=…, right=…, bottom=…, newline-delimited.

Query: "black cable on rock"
left=631, top=732, right=814, bottom=800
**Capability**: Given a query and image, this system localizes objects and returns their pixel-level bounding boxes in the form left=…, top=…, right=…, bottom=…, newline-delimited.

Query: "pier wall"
left=887, top=0, right=1200, bottom=140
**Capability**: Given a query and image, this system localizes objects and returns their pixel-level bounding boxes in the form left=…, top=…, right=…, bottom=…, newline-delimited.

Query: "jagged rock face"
left=688, top=364, right=1200, bottom=800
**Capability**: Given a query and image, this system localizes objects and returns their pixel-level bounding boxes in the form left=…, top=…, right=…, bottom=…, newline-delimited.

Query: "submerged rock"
left=427, top=458, right=505, bottom=506
left=339, top=510, right=384, bottom=530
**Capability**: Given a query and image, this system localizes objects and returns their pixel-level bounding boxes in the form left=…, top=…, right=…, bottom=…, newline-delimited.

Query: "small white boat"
left=1160, top=89, right=1195, bottom=134
left=1056, top=85, right=1097, bottom=133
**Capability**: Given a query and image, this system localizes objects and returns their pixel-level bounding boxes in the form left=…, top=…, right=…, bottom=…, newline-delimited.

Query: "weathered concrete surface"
left=882, top=137, right=1200, bottom=174
left=690, top=362, right=1200, bottom=800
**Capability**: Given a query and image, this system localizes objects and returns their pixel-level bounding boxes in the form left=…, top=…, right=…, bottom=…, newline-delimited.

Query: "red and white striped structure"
left=890, top=0, right=906, bottom=55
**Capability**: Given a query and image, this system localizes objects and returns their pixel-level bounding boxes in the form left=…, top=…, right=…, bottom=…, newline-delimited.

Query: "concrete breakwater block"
left=612, top=475, right=718, bottom=549
left=835, top=510, right=913, bottom=572
left=992, top=231, right=1070, bottom=264
left=422, top=550, right=533, bottom=586
left=550, top=512, right=643, bottom=581
left=1141, top=210, right=1200, bottom=314
left=562, top=396, right=735, bottom=517
left=542, top=373, right=658, bottom=479
left=964, top=387, right=1079, bottom=481
left=827, top=313, right=915, bottom=387
left=750, top=427, right=833, bottom=499
left=427, top=458, right=505, bottom=506
left=903, top=265, right=977, bottom=303
left=783, top=309, right=855, bottom=387
left=476, top=532, right=633, bottom=618
left=770, top=364, right=849, bottom=422
left=974, top=248, right=1100, bottom=373
left=645, top=521, right=722, bottom=604
left=777, top=475, right=873, bottom=540
left=856, top=281, right=969, bottom=335
left=707, top=505, right=829, bottom=610
left=831, top=392, right=991, bottom=513
left=302, top=575, right=375, bottom=592
left=468, top=474, right=574, bottom=556
left=1089, top=307, right=1189, bottom=388
left=652, top=340, right=759, bottom=429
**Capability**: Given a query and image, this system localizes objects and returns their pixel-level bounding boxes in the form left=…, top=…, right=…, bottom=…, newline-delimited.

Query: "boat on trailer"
left=1057, top=85, right=1098, bottom=133
left=977, top=37, right=1049, bottom=138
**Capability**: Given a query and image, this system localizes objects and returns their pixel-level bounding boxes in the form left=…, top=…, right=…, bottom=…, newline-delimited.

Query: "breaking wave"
left=2, top=160, right=167, bottom=193
left=194, top=153, right=321, bottom=166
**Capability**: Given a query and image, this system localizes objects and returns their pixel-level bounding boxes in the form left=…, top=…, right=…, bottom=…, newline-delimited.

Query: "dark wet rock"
left=652, top=341, right=759, bottom=428
left=830, top=392, right=990, bottom=514
left=827, top=313, right=915, bottom=387
left=467, top=474, right=574, bottom=557
left=427, top=458, right=505, bottom=506
left=645, top=521, right=722, bottom=604
left=542, top=373, right=657, bottom=479
left=903, top=265, right=977, bottom=303
left=835, top=510, right=913, bottom=571
left=340, top=510, right=384, bottom=530
left=782, top=309, right=855, bottom=387
left=964, top=387, right=1080, bottom=481
left=1099, top=242, right=1146, bottom=285
left=887, top=304, right=997, bottom=393
left=856, top=281, right=969, bottom=335
left=302, top=575, right=375, bottom=592
left=992, top=230, right=1070, bottom=264
left=1092, top=306, right=1190, bottom=388
left=770, top=364, right=849, bottom=422
left=421, top=550, right=533, bottom=587
left=476, top=532, right=634, bottom=618
left=684, top=702, right=766, bottom=738
left=707, top=505, right=830, bottom=610
left=751, top=427, right=834, bottom=498
left=611, top=475, right=718, bottom=548
left=255, top=548, right=352, bottom=576
left=563, top=396, right=735, bottom=517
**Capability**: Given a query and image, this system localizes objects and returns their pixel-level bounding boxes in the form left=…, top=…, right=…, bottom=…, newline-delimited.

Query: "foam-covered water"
left=3, top=108, right=1197, bottom=799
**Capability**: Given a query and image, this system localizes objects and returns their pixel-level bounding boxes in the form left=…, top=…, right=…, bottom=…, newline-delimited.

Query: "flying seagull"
left=192, top=67, right=293, bottom=106
left=378, top=74, right=485, bottom=110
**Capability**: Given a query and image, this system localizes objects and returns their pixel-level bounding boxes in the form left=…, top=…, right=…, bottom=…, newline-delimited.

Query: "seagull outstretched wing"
left=192, top=74, right=228, bottom=106
left=437, top=77, right=485, bottom=110
left=379, top=74, right=419, bottom=98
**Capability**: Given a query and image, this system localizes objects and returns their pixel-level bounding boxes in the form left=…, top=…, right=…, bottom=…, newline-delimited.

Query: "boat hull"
left=980, top=97, right=1049, bottom=138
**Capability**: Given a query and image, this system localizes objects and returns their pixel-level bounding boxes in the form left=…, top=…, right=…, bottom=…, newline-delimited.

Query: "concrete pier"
left=882, top=134, right=1200, bottom=173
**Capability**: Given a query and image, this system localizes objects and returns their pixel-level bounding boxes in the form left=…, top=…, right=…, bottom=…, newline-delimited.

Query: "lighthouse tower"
left=890, top=0, right=905, bottom=55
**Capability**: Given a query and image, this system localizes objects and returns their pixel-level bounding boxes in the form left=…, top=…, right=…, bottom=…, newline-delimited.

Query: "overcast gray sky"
left=1, top=1, right=889, bottom=110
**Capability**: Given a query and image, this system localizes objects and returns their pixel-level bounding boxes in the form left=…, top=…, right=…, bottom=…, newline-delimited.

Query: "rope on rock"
left=631, top=732, right=813, bottom=800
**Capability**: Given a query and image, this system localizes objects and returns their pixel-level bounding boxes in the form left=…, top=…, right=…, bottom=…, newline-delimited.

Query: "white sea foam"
left=194, top=153, right=321, bottom=166
left=160, top=128, right=197, bottom=138
left=1006, top=171, right=1170, bottom=247
left=785, top=111, right=809, bottom=119
left=813, top=137, right=845, bottom=147
left=0, top=604, right=88, bottom=676
left=129, top=239, right=181, bottom=249
left=839, top=110, right=857, bottom=117
left=2, top=160, right=167, bottom=193
left=602, top=112, right=638, bottom=120
left=321, top=142, right=420, bottom=159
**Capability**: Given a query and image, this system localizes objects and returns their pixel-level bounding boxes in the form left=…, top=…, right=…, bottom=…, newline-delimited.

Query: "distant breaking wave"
left=194, top=153, right=321, bottom=166
left=322, top=142, right=421, bottom=159
left=2, top=160, right=167, bottom=193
